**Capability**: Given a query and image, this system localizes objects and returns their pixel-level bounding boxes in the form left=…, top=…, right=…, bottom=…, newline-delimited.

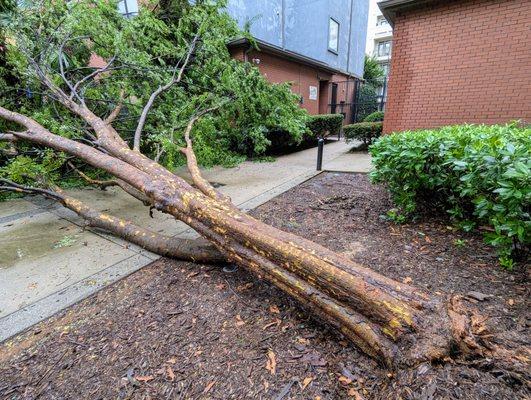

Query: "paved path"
left=0, top=140, right=371, bottom=342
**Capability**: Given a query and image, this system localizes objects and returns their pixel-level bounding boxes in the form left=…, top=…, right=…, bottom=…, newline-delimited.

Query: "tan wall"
left=383, top=0, right=531, bottom=134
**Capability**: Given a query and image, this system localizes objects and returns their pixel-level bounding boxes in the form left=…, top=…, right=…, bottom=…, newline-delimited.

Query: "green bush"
left=306, top=114, right=344, bottom=139
left=344, top=122, right=383, bottom=146
left=363, top=111, right=384, bottom=122
left=369, top=123, right=530, bottom=268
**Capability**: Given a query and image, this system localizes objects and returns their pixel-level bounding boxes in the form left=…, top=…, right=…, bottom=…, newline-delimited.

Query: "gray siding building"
left=226, top=0, right=369, bottom=78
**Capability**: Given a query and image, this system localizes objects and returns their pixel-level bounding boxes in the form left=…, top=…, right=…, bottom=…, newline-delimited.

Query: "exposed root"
left=448, top=295, right=531, bottom=386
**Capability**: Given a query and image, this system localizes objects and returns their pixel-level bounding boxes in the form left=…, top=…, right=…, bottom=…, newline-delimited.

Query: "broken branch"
left=179, top=104, right=231, bottom=202
left=132, top=35, right=199, bottom=151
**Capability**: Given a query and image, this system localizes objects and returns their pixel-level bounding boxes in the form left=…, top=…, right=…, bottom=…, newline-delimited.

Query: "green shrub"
left=369, top=123, right=530, bottom=268
left=363, top=111, right=384, bottom=122
left=344, top=122, right=383, bottom=146
left=306, top=114, right=344, bottom=139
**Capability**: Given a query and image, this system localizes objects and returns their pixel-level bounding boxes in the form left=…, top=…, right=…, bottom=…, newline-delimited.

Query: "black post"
left=316, top=137, right=324, bottom=171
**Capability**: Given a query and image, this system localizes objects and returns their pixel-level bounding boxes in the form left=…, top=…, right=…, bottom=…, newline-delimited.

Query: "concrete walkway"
left=0, top=140, right=371, bottom=342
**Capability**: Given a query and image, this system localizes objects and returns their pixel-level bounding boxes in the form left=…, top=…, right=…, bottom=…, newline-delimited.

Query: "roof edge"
left=378, top=0, right=438, bottom=27
left=227, top=37, right=362, bottom=80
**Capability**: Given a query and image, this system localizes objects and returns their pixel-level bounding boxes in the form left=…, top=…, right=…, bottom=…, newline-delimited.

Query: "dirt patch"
left=0, top=173, right=529, bottom=399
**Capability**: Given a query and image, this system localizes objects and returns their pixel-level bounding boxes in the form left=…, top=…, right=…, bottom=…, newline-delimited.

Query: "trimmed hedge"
left=369, top=123, right=530, bottom=268
left=306, top=114, right=344, bottom=139
left=363, top=111, right=384, bottom=122
left=266, top=114, right=344, bottom=154
left=344, top=122, right=383, bottom=146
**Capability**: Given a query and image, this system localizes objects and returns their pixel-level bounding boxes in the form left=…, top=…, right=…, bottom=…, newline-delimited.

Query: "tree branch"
left=132, top=35, right=199, bottom=152
left=0, top=179, right=225, bottom=264
left=179, top=104, right=231, bottom=203
left=0, top=133, right=16, bottom=142
left=0, top=106, right=156, bottom=196
left=103, top=89, right=124, bottom=126
left=58, top=35, right=80, bottom=102
left=67, top=161, right=152, bottom=205
left=72, top=55, right=117, bottom=101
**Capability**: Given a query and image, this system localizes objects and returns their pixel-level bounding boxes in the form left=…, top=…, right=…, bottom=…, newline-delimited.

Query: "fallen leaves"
left=203, top=381, right=216, bottom=394
left=134, top=375, right=154, bottom=382
left=402, top=276, right=413, bottom=284
left=235, top=314, right=246, bottom=327
left=269, top=304, right=280, bottom=314
left=263, top=318, right=282, bottom=330
left=166, top=365, right=175, bottom=381
left=266, top=349, right=277, bottom=375
left=301, top=376, right=313, bottom=390
left=338, top=375, right=353, bottom=385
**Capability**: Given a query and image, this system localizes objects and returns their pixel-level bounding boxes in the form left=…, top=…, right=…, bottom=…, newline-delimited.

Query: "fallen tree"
left=2, top=80, right=529, bottom=375
left=0, top=2, right=528, bottom=378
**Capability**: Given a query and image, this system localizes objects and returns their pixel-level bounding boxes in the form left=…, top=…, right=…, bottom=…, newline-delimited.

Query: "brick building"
left=228, top=38, right=359, bottom=121
left=379, top=0, right=531, bottom=134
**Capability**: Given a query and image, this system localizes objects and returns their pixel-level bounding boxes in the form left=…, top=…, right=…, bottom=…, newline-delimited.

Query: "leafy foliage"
left=369, top=123, right=530, bottom=267
left=265, top=114, right=342, bottom=154
left=363, top=111, right=384, bottom=122
left=363, top=56, right=385, bottom=87
left=306, top=114, right=343, bottom=139
left=0, top=0, right=308, bottom=187
left=344, top=122, right=382, bottom=146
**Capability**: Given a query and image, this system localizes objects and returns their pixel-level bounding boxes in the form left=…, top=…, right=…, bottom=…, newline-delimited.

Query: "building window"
left=376, top=16, right=389, bottom=27
left=118, top=0, right=138, bottom=18
left=376, top=40, right=392, bottom=57
left=380, top=63, right=390, bottom=77
left=328, top=18, right=339, bottom=53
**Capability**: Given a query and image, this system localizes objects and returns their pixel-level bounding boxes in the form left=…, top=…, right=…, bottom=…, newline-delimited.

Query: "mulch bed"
left=1, top=172, right=529, bottom=399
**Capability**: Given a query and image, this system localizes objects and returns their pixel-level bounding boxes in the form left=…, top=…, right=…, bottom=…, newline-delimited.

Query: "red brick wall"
left=383, top=0, right=531, bottom=134
left=248, top=50, right=321, bottom=114
left=234, top=49, right=352, bottom=116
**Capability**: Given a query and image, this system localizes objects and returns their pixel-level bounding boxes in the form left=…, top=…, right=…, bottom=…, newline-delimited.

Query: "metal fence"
left=351, top=76, right=388, bottom=123
left=327, top=77, right=388, bottom=124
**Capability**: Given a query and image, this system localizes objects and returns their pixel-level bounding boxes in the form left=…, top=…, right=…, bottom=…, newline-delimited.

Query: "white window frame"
left=376, top=16, right=389, bottom=27
left=376, top=40, right=392, bottom=57
left=328, top=17, right=339, bottom=54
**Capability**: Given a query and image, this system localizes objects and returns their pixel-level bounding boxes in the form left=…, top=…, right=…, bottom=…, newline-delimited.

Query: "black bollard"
left=316, top=137, right=324, bottom=171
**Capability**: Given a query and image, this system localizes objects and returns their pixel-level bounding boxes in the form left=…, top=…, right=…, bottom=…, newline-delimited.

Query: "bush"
left=369, top=123, right=530, bottom=268
left=306, top=114, right=344, bottom=140
left=363, top=111, right=384, bottom=122
left=344, top=122, right=383, bottom=146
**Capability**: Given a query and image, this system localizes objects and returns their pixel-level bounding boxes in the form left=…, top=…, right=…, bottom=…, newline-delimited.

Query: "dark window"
left=376, top=16, right=389, bottom=27
left=376, top=40, right=391, bottom=57
left=328, top=18, right=339, bottom=53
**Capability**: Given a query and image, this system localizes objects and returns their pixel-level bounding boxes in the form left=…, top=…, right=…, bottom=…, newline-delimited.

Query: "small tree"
left=363, top=55, right=385, bottom=87
left=353, top=56, right=385, bottom=122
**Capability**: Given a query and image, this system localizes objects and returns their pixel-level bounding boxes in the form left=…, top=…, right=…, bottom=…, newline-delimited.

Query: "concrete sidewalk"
left=0, top=140, right=371, bottom=342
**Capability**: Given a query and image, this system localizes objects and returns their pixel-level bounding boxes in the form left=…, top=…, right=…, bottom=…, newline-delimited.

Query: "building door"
left=330, top=83, right=338, bottom=114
